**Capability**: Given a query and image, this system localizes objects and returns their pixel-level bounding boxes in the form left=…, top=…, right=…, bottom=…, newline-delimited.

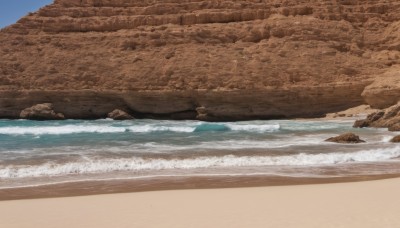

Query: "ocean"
left=1, top=119, right=400, bottom=189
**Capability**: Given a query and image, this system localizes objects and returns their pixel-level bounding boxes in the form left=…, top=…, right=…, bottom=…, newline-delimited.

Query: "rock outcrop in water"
left=1, top=0, right=400, bottom=120
left=325, top=133, right=365, bottom=144
left=353, top=103, right=400, bottom=130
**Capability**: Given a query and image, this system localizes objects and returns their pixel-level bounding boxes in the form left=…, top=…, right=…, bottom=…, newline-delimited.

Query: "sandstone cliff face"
left=0, top=0, right=400, bottom=120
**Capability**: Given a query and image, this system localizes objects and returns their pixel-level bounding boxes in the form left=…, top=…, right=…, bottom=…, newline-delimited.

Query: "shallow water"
left=0, top=119, right=399, bottom=188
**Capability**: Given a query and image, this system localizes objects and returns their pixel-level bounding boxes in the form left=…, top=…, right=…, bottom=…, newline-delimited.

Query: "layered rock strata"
left=1, top=0, right=400, bottom=120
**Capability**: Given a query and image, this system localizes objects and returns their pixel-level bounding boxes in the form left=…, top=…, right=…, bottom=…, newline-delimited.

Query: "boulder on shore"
left=390, top=135, right=400, bottom=143
left=325, top=133, right=366, bottom=144
left=107, top=109, right=134, bottom=120
left=20, top=103, right=65, bottom=120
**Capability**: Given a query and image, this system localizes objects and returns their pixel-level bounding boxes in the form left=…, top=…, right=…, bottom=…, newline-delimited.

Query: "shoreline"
left=1, top=177, right=400, bottom=228
left=2, top=173, right=400, bottom=201
left=1, top=115, right=398, bottom=201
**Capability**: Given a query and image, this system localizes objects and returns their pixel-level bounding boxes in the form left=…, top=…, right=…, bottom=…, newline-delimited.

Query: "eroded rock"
left=20, top=103, right=65, bottom=120
left=325, top=133, right=366, bottom=144
left=107, top=109, right=134, bottom=120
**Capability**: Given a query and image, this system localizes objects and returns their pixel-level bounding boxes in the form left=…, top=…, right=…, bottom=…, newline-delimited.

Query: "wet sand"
left=1, top=177, right=400, bottom=228
left=1, top=174, right=400, bottom=201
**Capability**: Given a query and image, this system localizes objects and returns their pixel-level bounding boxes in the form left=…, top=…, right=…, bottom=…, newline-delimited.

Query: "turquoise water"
left=0, top=119, right=399, bottom=188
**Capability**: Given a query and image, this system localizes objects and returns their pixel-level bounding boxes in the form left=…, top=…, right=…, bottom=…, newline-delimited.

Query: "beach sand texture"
left=1, top=178, right=400, bottom=228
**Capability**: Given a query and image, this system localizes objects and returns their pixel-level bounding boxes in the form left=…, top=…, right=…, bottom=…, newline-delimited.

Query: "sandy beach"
left=1, top=178, right=400, bottom=228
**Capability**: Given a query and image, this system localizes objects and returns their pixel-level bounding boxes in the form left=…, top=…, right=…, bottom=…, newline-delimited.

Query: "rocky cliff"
left=1, top=0, right=400, bottom=120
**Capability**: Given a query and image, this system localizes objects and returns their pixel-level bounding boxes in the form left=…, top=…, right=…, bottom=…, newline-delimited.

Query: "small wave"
left=194, top=123, right=231, bottom=132
left=0, top=137, right=328, bottom=157
left=1, top=146, right=399, bottom=178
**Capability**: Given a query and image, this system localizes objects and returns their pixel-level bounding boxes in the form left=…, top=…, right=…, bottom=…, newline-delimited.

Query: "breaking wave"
left=2, top=146, right=399, bottom=178
left=0, top=123, right=280, bottom=135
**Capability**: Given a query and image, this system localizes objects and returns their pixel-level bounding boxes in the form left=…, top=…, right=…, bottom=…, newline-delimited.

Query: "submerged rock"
left=20, top=103, right=65, bottom=120
left=107, top=109, right=134, bottom=120
left=325, top=133, right=366, bottom=144
left=390, top=135, right=400, bottom=143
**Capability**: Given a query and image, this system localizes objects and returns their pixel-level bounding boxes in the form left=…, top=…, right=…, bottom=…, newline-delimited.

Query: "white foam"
left=226, top=123, right=280, bottom=132
left=1, top=146, right=399, bottom=178
left=0, top=125, right=195, bottom=135
left=188, top=138, right=324, bottom=150
left=127, top=125, right=194, bottom=133
left=0, top=125, right=126, bottom=135
left=1, top=137, right=326, bottom=157
left=382, top=136, right=395, bottom=143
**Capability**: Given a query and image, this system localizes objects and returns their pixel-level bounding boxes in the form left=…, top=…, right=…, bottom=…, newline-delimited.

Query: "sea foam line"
left=1, top=146, right=399, bottom=178
left=1, top=137, right=329, bottom=157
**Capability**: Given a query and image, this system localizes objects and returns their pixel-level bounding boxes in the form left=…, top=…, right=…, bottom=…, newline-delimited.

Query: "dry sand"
left=1, top=178, right=400, bottom=228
